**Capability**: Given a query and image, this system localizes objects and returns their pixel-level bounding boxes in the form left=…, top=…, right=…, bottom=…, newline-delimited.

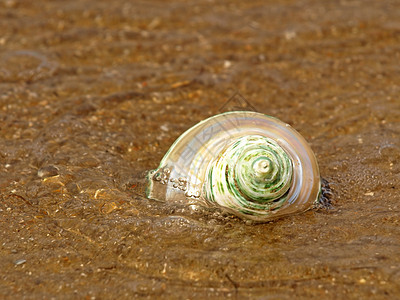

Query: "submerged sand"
left=1, top=0, right=399, bottom=298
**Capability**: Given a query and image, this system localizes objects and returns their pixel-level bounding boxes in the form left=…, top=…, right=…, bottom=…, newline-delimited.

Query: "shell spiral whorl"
left=205, top=135, right=294, bottom=216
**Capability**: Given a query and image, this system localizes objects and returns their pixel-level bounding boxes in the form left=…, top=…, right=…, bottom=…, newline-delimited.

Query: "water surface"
left=1, top=0, right=399, bottom=298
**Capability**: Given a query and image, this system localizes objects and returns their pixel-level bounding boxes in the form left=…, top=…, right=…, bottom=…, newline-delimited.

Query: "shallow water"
left=1, top=0, right=400, bottom=298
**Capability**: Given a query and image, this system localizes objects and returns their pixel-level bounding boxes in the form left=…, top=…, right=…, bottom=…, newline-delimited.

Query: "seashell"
left=146, top=111, right=322, bottom=222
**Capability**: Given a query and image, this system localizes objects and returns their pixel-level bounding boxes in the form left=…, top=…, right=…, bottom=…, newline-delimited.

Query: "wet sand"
left=1, top=0, right=400, bottom=298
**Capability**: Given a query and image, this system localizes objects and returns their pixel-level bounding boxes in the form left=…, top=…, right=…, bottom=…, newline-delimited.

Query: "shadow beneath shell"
left=314, top=177, right=334, bottom=210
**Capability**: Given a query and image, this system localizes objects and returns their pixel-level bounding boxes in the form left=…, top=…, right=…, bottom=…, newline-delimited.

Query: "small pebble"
left=224, top=60, right=232, bottom=68
left=37, top=165, right=59, bottom=178
left=15, top=259, right=26, bottom=265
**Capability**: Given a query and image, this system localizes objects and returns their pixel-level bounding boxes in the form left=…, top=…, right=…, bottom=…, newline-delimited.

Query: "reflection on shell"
left=146, top=111, right=321, bottom=222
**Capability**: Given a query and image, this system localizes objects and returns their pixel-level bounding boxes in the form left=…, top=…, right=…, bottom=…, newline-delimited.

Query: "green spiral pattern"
left=205, top=135, right=293, bottom=216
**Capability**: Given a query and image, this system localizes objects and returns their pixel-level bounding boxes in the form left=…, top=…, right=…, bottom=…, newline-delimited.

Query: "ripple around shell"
left=147, top=111, right=321, bottom=222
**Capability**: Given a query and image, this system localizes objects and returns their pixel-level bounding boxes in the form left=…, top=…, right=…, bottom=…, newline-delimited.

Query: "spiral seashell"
left=146, top=111, right=321, bottom=222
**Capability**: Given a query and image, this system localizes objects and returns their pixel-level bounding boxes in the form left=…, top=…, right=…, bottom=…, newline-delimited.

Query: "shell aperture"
left=146, top=111, right=321, bottom=222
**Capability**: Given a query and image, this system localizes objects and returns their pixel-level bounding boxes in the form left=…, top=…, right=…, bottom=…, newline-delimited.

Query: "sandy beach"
left=1, top=0, right=399, bottom=298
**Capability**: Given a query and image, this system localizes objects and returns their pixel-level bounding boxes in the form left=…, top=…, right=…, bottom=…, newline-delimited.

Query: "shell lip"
left=157, top=111, right=280, bottom=165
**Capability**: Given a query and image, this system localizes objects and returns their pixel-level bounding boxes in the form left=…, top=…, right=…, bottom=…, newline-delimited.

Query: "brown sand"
left=1, top=0, right=399, bottom=298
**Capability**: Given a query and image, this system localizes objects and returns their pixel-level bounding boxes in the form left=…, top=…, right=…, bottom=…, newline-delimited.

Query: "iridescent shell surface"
left=146, top=111, right=321, bottom=222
